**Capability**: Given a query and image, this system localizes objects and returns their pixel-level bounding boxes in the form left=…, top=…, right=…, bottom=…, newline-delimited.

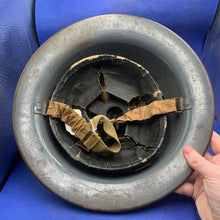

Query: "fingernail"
left=183, top=146, right=194, bottom=157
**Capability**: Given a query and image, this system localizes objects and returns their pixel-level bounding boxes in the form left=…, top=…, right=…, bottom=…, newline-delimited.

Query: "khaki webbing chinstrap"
left=115, top=98, right=177, bottom=123
left=46, top=101, right=91, bottom=140
left=46, top=98, right=178, bottom=153
left=46, top=101, right=121, bottom=153
left=78, top=115, right=121, bottom=153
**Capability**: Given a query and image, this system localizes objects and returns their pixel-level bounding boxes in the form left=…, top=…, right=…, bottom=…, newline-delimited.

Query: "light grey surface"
left=13, top=15, right=214, bottom=211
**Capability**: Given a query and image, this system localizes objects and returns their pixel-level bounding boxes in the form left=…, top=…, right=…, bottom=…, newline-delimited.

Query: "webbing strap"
left=43, top=97, right=192, bottom=153
left=80, top=115, right=121, bottom=153
left=46, top=101, right=90, bottom=140
left=46, top=102, right=121, bottom=153
left=115, top=98, right=177, bottom=123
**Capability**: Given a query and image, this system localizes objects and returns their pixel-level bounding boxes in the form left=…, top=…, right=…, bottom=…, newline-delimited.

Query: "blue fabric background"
left=36, top=0, right=218, bottom=58
left=203, top=4, right=220, bottom=125
left=0, top=0, right=38, bottom=186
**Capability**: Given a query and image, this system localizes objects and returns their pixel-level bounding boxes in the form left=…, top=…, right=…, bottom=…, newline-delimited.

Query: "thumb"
left=183, top=146, right=215, bottom=178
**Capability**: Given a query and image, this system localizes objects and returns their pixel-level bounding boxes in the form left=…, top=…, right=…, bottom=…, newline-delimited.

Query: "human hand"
left=175, top=131, right=220, bottom=220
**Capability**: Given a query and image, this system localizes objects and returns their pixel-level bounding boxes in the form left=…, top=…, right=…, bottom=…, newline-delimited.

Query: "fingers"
left=187, top=152, right=212, bottom=182
left=188, top=171, right=198, bottom=182
left=211, top=154, right=220, bottom=165
left=209, top=131, right=220, bottom=154
left=183, top=146, right=215, bottom=179
left=175, top=182, right=194, bottom=197
left=204, top=151, right=213, bottom=161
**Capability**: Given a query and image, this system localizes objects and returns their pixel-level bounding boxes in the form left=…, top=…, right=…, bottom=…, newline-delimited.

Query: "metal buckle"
left=33, top=102, right=48, bottom=115
left=176, top=97, right=193, bottom=112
